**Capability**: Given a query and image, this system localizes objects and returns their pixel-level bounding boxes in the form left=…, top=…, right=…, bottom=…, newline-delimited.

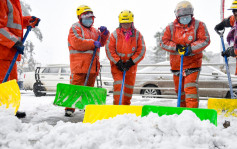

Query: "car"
left=102, top=61, right=237, bottom=99
left=22, top=71, right=35, bottom=90
left=33, top=64, right=70, bottom=96
left=33, top=64, right=105, bottom=97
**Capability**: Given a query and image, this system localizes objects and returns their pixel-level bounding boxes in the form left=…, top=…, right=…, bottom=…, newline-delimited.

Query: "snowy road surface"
left=0, top=91, right=237, bottom=149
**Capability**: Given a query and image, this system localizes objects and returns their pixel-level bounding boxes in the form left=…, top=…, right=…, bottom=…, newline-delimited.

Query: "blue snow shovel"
left=208, top=30, right=237, bottom=117
left=177, top=50, right=185, bottom=107
left=119, top=70, right=126, bottom=105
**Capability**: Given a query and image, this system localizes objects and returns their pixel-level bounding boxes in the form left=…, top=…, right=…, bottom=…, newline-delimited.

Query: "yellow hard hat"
left=174, top=1, right=194, bottom=17
left=228, top=0, right=237, bottom=10
left=76, top=5, right=93, bottom=16
left=119, top=10, right=134, bottom=23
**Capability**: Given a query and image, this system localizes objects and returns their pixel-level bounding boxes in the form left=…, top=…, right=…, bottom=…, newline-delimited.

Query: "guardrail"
left=33, top=62, right=237, bottom=100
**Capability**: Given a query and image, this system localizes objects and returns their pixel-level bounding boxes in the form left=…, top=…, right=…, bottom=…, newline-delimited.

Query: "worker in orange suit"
left=106, top=10, right=146, bottom=105
left=66, top=5, right=109, bottom=117
left=215, top=0, right=237, bottom=75
left=160, top=1, right=210, bottom=108
left=0, top=0, right=40, bottom=118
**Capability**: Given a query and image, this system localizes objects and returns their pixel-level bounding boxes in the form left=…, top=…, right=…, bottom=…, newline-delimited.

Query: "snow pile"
left=1, top=110, right=237, bottom=149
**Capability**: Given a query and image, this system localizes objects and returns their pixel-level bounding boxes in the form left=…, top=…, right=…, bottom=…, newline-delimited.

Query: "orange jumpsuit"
left=0, top=0, right=32, bottom=83
left=106, top=27, right=146, bottom=105
left=160, top=18, right=210, bottom=108
left=68, top=22, right=109, bottom=86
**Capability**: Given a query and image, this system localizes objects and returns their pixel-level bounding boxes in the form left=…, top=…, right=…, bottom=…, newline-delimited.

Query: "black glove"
left=13, top=41, right=24, bottom=55
left=124, top=58, right=135, bottom=71
left=116, top=60, right=125, bottom=72
left=214, top=18, right=232, bottom=32
left=176, top=44, right=186, bottom=52
left=222, top=46, right=236, bottom=57
left=184, top=45, right=192, bottom=56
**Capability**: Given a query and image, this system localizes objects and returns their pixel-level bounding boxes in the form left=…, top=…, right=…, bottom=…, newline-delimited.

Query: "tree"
left=17, top=0, right=43, bottom=77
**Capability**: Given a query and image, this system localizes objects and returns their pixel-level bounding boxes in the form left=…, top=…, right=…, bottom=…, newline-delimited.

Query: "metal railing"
left=33, top=63, right=237, bottom=100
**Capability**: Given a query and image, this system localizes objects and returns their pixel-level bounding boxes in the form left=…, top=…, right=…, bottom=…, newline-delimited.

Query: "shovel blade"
left=141, top=105, right=217, bottom=126
left=53, top=83, right=107, bottom=109
left=208, top=98, right=237, bottom=117
left=0, top=80, right=21, bottom=114
left=83, top=105, right=143, bottom=123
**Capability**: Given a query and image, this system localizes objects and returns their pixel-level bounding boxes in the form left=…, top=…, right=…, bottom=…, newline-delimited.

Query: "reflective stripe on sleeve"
left=106, top=34, right=117, bottom=64
left=0, top=28, right=18, bottom=42
left=133, top=31, right=146, bottom=63
left=160, top=26, right=176, bottom=52
left=72, top=22, right=93, bottom=42
left=6, top=0, right=22, bottom=30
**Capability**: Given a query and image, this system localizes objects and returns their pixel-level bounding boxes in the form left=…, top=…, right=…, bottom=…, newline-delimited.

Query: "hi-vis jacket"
left=106, top=28, right=146, bottom=74
left=0, top=0, right=32, bottom=61
left=160, top=18, right=210, bottom=70
left=68, top=22, right=109, bottom=74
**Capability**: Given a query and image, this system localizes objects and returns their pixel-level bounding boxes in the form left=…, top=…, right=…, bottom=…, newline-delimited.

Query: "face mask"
left=82, top=18, right=93, bottom=27
left=179, top=15, right=192, bottom=25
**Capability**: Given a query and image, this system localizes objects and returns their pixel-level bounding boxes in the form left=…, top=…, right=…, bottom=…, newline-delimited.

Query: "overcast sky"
left=24, top=0, right=233, bottom=65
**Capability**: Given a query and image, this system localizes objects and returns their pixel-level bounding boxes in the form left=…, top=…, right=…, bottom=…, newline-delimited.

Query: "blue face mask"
left=82, top=18, right=93, bottom=27
left=179, top=15, right=192, bottom=25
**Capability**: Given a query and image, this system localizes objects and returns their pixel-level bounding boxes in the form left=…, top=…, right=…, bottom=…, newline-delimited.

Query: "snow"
left=1, top=91, right=237, bottom=149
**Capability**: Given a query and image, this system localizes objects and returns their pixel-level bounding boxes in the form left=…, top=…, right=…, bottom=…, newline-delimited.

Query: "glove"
left=222, top=46, right=236, bottom=57
left=176, top=44, right=192, bottom=56
left=13, top=41, right=24, bottom=55
left=94, top=41, right=101, bottom=48
left=29, top=16, right=40, bottom=28
left=184, top=45, right=192, bottom=56
left=99, top=26, right=109, bottom=35
left=115, top=60, right=125, bottom=72
left=214, top=22, right=224, bottom=32
left=176, top=44, right=186, bottom=53
left=124, top=58, right=135, bottom=71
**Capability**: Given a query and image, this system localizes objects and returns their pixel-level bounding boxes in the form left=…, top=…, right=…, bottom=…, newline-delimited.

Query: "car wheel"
left=33, top=82, right=46, bottom=97
left=140, top=84, right=161, bottom=98
left=226, top=86, right=237, bottom=98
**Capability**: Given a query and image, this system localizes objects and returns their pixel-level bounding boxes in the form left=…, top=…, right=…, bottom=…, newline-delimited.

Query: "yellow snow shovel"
left=0, top=80, right=21, bottom=114
left=208, top=30, right=237, bottom=117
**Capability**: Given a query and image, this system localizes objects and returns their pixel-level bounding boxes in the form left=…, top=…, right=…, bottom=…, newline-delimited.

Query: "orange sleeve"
left=160, top=24, right=177, bottom=53
left=229, top=15, right=235, bottom=27
left=191, top=22, right=210, bottom=54
left=68, top=24, right=95, bottom=51
left=131, top=31, right=146, bottom=64
left=0, top=0, right=18, bottom=48
left=105, top=31, right=120, bottom=64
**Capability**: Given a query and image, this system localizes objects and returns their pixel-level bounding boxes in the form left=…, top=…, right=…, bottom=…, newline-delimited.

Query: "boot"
left=15, top=111, right=26, bottom=118
left=65, top=108, right=75, bottom=117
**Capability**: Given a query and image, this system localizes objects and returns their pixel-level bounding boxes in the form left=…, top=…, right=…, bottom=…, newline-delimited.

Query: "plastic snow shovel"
left=208, top=29, right=237, bottom=116
left=0, top=26, right=33, bottom=114
left=141, top=50, right=217, bottom=126
left=53, top=36, right=107, bottom=109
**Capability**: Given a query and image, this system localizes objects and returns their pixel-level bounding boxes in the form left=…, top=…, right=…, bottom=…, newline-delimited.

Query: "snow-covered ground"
left=1, top=91, right=237, bottom=149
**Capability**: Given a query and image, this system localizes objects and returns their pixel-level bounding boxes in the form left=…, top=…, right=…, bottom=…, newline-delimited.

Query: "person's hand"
left=94, top=41, right=101, bottom=48
left=116, top=60, right=125, bottom=72
left=29, top=16, right=40, bottom=28
left=184, top=45, right=192, bottom=56
left=99, top=26, right=109, bottom=35
left=176, top=44, right=186, bottom=53
left=13, top=41, right=24, bottom=55
left=222, top=46, right=236, bottom=57
left=123, top=58, right=135, bottom=71
left=214, top=22, right=224, bottom=32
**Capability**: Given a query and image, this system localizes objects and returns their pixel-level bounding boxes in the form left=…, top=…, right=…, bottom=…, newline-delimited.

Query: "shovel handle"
left=177, top=54, right=184, bottom=107
left=84, top=35, right=101, bottom=86
left=119, top=70, right=126, bottom=105
left=2, top=26, right=32, bottom=83
left=220, top=36, right=234, bottom=99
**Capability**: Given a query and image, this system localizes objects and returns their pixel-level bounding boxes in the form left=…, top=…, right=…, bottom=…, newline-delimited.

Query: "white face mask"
left=179, top=15, right=192, bottom=25
left=82, top=18, right=93, bottom=27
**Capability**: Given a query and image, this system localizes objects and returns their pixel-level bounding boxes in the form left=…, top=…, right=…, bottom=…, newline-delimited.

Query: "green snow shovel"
left=141, top=49, right=218, bottom=126
left=53, top=36, right=107, bottom=109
